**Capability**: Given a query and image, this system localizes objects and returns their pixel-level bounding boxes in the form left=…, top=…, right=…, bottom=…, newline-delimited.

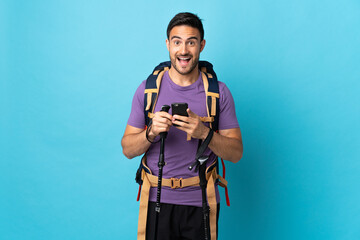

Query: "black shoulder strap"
left=144, top=61, right=171, bottom=126
left=199, top=61, right=220, bottom=132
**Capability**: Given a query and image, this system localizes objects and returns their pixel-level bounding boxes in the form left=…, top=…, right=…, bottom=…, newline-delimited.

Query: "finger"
left=151, top=124, right=171, bottom=134
left=172, top=119, right=190, bottom=128
left=172, top=118, right=189, bottom=127
left=155, top=117, right=173, bottom=126
left=154, top=113, right=173, bottom=124
left=173, top=124, right=190, bottom=134
left=172, top=114, right=189, bottom=123
left=156, top=112, right=173, bottom=121
left=152, top=120, right=172, bottom=129
left=153, top=121, right=172, bottom=129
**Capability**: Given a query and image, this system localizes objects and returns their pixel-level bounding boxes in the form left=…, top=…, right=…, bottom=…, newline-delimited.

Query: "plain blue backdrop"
left=1, top=0, right=359, bottom=239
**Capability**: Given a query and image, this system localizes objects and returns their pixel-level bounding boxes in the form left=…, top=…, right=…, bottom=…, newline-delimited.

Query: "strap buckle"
left=170, top=178, right=183, bottom=189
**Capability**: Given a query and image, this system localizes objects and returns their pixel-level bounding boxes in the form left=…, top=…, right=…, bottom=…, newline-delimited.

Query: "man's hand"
left=172, top=108, right=243, bottom=162
left=172, top=108, right=210, bottom=140
left=122, top=110, right=172, bottom=159
left=148, top=111, right=173, bottom=141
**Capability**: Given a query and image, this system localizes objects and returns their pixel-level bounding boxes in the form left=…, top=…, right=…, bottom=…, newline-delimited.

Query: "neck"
left=168, top=66, right=199, bottom=87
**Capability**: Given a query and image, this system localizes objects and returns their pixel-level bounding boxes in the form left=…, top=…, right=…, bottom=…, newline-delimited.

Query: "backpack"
left=135, top=61, right=229, bottom=240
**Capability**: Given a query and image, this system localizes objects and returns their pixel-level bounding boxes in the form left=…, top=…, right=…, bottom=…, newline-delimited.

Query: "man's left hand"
left=172, top=108, right=210, bottom=140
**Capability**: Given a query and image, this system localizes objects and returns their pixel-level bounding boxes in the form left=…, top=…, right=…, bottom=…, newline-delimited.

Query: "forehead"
left=169, top=25, right=201, bottom=39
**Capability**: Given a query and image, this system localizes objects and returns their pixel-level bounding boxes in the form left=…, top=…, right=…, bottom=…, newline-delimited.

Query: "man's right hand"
left=148, top=111, right=173, bottom=141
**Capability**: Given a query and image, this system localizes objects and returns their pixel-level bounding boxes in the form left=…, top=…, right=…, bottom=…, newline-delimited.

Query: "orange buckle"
left=170, top=178, right=183, bottom=189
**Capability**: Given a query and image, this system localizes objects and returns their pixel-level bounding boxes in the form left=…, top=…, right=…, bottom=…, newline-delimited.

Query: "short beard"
left=170, top=55, right=199, bottom=75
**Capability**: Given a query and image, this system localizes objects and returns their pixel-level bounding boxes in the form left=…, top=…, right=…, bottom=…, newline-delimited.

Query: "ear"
left=200, top=39, right=206, bottom=53
left=166, top=39, right=170, bottom=51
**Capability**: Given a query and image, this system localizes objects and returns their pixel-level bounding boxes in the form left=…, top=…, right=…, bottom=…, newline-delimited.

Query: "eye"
left=174, top=40, right=181, bottom=46
left=188, top=41, right=195, bottom=46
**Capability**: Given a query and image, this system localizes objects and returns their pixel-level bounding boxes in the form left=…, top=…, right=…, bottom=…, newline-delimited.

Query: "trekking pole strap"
left=195, top=128, right=214, bottom=160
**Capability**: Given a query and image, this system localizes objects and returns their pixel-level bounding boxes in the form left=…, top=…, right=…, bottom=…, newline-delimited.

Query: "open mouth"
left=177, top=56, right=191, bottom=67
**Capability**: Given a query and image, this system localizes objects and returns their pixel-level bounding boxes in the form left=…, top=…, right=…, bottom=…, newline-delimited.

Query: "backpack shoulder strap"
left=144, top=61, right=171, bottom=126
left=199, top=61, right=220, bottom=131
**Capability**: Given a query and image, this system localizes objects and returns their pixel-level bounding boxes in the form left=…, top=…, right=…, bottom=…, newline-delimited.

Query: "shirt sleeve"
left=218, top=82, right=240, bottom=130
left=127, top=80, right=146, bottom=129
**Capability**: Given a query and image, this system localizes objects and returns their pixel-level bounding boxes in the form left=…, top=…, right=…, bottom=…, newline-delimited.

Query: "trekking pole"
left=154, top=105, right=170, bottom=240
left=188, top=129, right=214, bottom=240
left=198, top=156, right=210, bottom=240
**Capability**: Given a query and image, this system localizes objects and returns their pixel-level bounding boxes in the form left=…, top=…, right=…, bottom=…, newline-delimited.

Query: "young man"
left=122, top=12, right=243, bottom=240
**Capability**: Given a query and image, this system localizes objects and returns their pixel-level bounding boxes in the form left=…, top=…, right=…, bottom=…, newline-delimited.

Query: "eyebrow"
left=171, top=36, right=199, bottom=41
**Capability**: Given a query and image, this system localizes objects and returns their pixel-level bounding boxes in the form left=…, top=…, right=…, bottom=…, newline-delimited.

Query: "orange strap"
left=137, top=170, right=151, bottom=240
left=207, top=172, right=217, bottom=240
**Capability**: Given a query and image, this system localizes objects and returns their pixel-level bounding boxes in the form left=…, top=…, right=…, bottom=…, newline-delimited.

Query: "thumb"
left=187, top=108, right=197, bottom=118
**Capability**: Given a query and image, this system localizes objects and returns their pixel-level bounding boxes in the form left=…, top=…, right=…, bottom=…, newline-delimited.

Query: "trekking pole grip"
left=160, top=105, right=170, bottom=139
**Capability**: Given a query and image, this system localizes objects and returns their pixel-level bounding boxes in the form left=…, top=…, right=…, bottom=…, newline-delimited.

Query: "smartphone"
left=171, top=103, right=188, bottom=126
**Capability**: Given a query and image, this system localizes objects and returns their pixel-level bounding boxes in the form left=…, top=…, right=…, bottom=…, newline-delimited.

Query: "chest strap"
left=137, top=166, right=227, bottom=240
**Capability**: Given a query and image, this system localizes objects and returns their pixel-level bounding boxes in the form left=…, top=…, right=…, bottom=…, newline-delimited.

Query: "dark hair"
left=167, top=12, right=204, bottom=41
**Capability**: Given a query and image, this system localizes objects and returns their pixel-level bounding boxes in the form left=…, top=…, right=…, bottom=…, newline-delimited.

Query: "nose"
left=180, top=43, right=189, bottom=55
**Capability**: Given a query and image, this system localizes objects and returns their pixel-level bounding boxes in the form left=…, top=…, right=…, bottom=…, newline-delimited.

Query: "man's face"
left=166, top=25, right=206, bottom=76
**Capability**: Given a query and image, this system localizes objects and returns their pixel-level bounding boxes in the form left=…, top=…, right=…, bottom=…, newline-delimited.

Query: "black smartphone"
left=171, top=103, right=188, bottom=126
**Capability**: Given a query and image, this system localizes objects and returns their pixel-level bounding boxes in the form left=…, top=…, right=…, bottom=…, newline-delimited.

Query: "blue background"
left=1, top=0, right=359, bottom=239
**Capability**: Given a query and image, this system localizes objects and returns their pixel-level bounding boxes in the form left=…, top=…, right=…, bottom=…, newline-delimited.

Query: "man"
left=122, top=12, right=243, bottom=240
